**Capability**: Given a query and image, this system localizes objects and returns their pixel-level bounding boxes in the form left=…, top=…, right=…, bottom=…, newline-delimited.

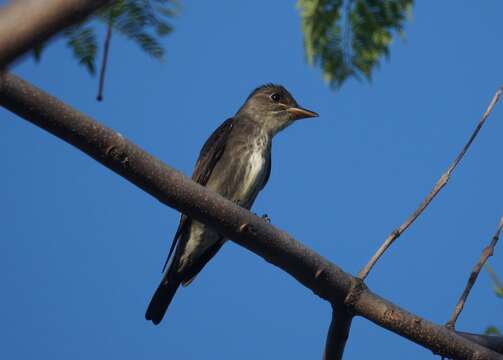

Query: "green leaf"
left=98, top=0, right=175, bottom=60
left=64, top=25, right=98, bottom=74
left=485, top=326, right=502, bottom=336
left=32, top=1, right=177, bottom=73
left=136, top=32, right=164, bottom=59
left=298, top=0, right=413, bottom=88
left=495, top=285, right=503, bottom=299
left=155, top=22, right=172, bottom=36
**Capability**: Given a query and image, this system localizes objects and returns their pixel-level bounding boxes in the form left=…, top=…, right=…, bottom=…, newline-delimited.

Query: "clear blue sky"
left=1, top=1, right=502, bottom=359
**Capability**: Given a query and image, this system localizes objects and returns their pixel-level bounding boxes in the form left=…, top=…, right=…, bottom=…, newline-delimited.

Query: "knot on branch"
left=483, top=244, right=494, bottom=258
left=315, top=267, right=326, bottom=280
left=383, top=308, right=401, bottom=325
left=105, top=138, right=128, bottom=165
left=445, top=320, right=455, bottom=331
left=344, top=277, right=367, bottom=313
left=238, top=223, right=257, bottom=236
left=438, top=172, right=450, bottom=187
left=391, top=228, right=401, bottom=239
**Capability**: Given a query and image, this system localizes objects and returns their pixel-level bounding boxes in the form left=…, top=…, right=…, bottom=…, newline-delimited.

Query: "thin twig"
left=446, top=217, right=503, bottom=330
left=358, top=87, right=503, bottom=280
left=96, top=12, right=113, bottom=101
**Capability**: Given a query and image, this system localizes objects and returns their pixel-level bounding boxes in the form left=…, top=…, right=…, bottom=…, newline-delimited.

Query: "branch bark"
left=0, top=0, right=111, bottom=68
left=459, top=332, right=503, bottom=355
left=1, top=72, right=502, bottom=360
left=323, top=305, right=353, bottom=360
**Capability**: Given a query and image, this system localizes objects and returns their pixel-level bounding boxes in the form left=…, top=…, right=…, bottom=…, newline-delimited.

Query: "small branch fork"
left=446, top=217, right=503, bottom=330
left=333, top=87, right=503, bottom=358
left=359, top=86, right=503, bottom=280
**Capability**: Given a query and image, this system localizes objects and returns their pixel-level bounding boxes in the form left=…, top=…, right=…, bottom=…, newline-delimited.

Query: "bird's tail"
left=145, top=270, right=181, bottom=325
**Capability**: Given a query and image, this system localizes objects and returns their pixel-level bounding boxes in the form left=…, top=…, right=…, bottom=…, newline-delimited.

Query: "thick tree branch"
left=446, top=217, right=503, bottom=329
left=1, top=72, right=502, bottom=360
left=359, top=86, right=503, bottom=280
left=0, top=0, right=111, bottom=68
left=459, top=333, right=503, bottom=355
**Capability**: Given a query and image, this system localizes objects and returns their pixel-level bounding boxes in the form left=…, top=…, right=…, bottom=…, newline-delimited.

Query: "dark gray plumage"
left=146, top=84, right=318, bottom=324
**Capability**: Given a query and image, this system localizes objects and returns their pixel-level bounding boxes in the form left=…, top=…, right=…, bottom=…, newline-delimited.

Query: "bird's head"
left=237, top=84, right=318, bottom=136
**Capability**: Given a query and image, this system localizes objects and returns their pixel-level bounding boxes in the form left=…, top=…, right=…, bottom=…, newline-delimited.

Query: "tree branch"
left=459, top=332, right=503, bottom=355
left=0, top=0, right=110, bottom=68
left=359, top=86, right=503, bottom=280
left=323, top=304, right=353, bottom=360
left=1, top=72, right=502, bottom=360
left=446, top=217, right=503, bottom=329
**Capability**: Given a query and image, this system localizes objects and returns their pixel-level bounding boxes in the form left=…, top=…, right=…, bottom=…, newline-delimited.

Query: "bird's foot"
left=261, top=213, right=271, bottom=223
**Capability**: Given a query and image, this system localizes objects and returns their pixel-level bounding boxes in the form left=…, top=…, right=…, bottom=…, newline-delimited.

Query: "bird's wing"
left=261, top=147, right=272, bottom=190
left=161, top=117, right=235, bottom=272
left=192, top=117, right=235, bottom=185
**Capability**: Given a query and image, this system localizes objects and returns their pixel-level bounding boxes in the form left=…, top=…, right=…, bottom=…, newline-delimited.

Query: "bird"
left=145, top=84, right=318, bottom=324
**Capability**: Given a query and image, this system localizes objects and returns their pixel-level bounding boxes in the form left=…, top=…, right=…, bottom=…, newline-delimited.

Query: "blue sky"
left=1, top=1, right=502, bottom=359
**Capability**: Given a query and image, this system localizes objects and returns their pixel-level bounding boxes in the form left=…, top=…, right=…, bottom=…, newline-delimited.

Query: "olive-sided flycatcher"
left=146, top=84, right=318, bottom=324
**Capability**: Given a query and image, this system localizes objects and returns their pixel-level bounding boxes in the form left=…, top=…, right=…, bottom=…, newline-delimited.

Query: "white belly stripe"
left=238, top=150, right=265, bottom=202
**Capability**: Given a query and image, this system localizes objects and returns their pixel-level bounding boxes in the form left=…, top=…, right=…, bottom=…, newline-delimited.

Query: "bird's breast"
left=240, top=148, right=266, bottom=199
left=207, top=132, right=270, bottom=208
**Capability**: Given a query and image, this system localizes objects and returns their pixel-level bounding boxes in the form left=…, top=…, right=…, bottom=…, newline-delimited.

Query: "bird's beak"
left=286, top=106, right=319, bottom=119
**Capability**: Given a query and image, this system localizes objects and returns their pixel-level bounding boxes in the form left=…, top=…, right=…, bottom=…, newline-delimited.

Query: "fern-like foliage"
left=298, top=0, right=413, bottom=88
left=64, top=25, right=98, bottom=74
left=33, top=0, right=177, bottom=75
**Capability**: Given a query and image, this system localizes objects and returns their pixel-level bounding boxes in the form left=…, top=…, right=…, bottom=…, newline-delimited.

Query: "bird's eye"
left=270, top=93, right=281, bottom=102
